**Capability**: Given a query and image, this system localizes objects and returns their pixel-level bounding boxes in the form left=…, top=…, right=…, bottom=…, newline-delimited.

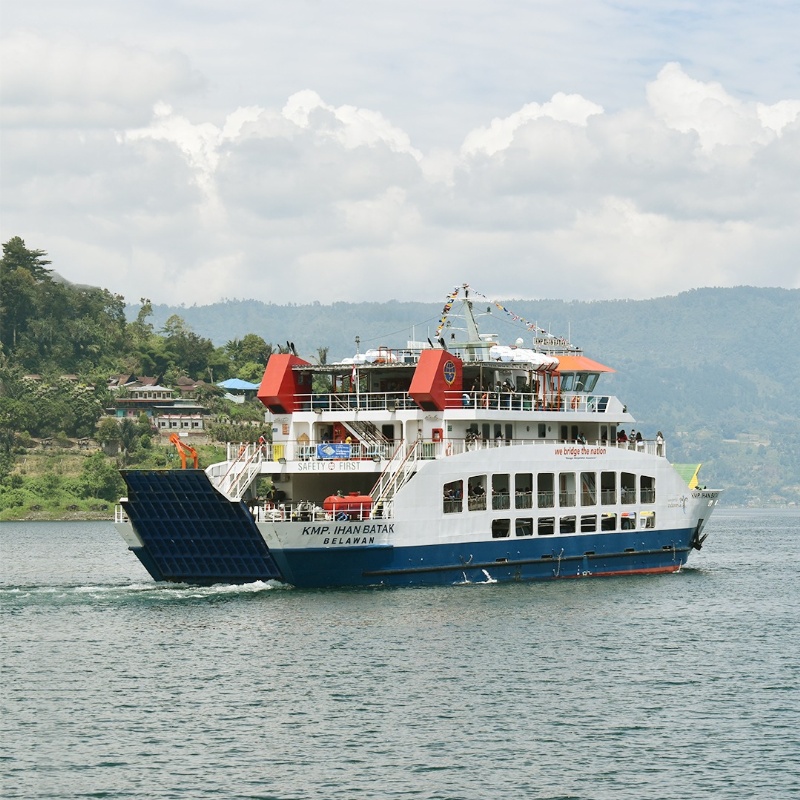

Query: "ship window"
left=561, top=374, right=574, bottom=391
left=492, top=474, right=510, bottom=510
left=515, top=473, right=533, bottom=509
left=584, top=374, right=599, bottom=392
left=601, top=471, right=616, bottom=504
left=581, top=514, right=597, bottom=532
left=443, top=480, right=463, bottom=514
left=492, top=519, right=510, bottom=538
left=468, top=476, right=486, bottom=511
left=621, top=512, right=637, bottom=530
left=515, top=518, right=533, bottom=537
left=538, top=517, right=555, bottom=536
left=621, top=472, right=636, bottom=504
left=581, top=472, right=597, bottom=505
left=559, top=472, right=576, bottom=507
left=640, top=475, right=655, bottom=504
left=641, top=511, right=655, bottom=529
left=538, top=473, right=554, bottom=508
left=560, top=515, right=576, bottom=534
left=601, top=513, right=617, bottom=531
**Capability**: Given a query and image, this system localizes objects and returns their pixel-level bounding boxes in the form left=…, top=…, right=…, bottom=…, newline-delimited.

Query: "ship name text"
left=301, top=523, right=394, bottom=546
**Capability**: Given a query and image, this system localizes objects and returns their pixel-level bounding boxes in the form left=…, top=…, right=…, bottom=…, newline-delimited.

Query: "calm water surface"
left=1, top=509, right=798, bottom=800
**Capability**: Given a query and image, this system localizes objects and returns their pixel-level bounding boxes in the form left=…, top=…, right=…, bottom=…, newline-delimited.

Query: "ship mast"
left=457, top=284, right=491, bottom=362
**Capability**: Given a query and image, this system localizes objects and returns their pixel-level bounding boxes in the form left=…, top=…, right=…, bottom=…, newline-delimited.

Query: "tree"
left=1, top=236, right=52, bottom=280
left=96, top=416, right=122, bottom=451
left=78, top=452, right=125, bottom=501
left=0, top=264, right=38, bottom=352
left=161, top=315, right=215, bottom=378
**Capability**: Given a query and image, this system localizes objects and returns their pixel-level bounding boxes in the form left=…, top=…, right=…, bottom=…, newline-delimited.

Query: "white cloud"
left=461, top=93, right=604, bottom=158
left=1, top=12, right=798, bottom=306
left=647, top=62, right=800, bottom=152
left=0, top=31, right=204, bottom=127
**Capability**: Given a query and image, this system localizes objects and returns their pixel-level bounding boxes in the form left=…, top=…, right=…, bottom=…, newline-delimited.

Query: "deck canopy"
left=554, top=355, right=615, bottom=373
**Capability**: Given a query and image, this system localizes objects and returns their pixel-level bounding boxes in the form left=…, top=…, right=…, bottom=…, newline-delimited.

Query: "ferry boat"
left=114, top=285, right=722, bottom=587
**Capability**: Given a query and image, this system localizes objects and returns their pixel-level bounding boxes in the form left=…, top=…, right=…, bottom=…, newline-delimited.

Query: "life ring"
left=570, top=395, right=580, bottom=410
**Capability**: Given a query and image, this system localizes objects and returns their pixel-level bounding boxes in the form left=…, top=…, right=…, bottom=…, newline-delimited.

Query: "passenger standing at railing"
left=635, top=431, right=644, bottom=451
left=656, top=431, right=664, bottom=456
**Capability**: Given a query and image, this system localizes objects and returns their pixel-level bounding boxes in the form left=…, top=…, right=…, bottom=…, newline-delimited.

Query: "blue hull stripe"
left=274, top=529, right=695, bottom=588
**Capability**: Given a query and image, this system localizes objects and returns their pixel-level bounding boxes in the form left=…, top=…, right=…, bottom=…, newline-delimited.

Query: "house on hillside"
left=106, top=377, right=210, bottom=436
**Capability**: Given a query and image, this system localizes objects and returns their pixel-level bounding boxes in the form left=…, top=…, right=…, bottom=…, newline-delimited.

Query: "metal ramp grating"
left=121, top=469, right=283, bottom=584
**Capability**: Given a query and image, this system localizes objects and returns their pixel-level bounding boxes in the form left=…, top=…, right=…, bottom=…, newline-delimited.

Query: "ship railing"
left=291, top=390, right=623, bottom=414
left=449, top=390, right=616, bottom=413
left=267, top=440, right=396, bottom=463
left=370, top=439, right=422, bottom=509
left=257, top=435, right=665, bottom=466
left=300, top=391, right=417, bottom=412
left=114, top=504, right=129, bottom=523
left=208, top=442, right=265, bottom=500
left=249, top=500, right=394, bottom=523
left=611, top=440, right=666, bottom=458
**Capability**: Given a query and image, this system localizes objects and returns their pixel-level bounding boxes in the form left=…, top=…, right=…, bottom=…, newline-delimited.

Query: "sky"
left=2, top=0, right=799, bottom=306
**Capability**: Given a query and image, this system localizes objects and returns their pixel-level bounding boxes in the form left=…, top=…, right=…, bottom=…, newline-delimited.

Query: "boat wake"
left=454, top=569, right=498, bottom=585
left=0, top=579, right=290, bottom=607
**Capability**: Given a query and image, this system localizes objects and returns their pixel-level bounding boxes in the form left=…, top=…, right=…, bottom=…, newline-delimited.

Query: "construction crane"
left=169, top=433, right=199, bottom=469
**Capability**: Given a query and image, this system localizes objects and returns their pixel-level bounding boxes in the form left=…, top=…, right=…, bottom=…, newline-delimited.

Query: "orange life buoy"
left=571, top=395, right=580, bottom=410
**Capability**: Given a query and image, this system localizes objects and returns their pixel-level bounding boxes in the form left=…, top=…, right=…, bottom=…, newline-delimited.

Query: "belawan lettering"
left=322, top=537, right=376, bottom=545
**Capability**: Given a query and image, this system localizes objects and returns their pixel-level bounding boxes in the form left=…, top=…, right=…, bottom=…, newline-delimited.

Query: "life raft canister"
left=323, top=492, right=373, bottom=521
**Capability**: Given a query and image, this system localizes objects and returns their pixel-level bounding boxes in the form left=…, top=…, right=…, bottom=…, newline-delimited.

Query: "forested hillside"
left=0, top=237, right=281, bottom=518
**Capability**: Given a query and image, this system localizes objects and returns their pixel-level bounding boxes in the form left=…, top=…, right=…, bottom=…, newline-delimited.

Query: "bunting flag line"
left=434, top=283, right=559, bottom=340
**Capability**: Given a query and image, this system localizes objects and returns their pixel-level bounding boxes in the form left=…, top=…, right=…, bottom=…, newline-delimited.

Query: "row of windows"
left=157, top=419, right=203, bottom=429
left=490, top=512, right=655, bottom=538
left=443, top=471, right=656, bottom=514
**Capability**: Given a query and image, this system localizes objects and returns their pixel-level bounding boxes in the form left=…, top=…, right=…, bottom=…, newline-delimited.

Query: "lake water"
left=1, top=509, right=798, bottom=800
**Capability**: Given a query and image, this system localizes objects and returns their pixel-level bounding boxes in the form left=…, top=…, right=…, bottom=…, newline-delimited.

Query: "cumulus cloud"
left=1, top=41, right=798, bottom=305
left=0, top=31, right=204, bottom=127
left=461, top=93, right=605, bottom=158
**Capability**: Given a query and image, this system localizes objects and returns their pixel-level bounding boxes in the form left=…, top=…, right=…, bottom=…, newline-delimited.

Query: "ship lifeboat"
left=323, top=492, right=373, bottom=521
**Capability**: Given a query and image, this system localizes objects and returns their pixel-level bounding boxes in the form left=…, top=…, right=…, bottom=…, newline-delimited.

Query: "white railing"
left=253, top=435, right=666, bottom=464
left=293, top=390, right=623, bottom=414
left=370, top=440, right=422, bottom=509
left=211, top=442, right=266, bottom=500
left=249, top=500, right=393, bottom=523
